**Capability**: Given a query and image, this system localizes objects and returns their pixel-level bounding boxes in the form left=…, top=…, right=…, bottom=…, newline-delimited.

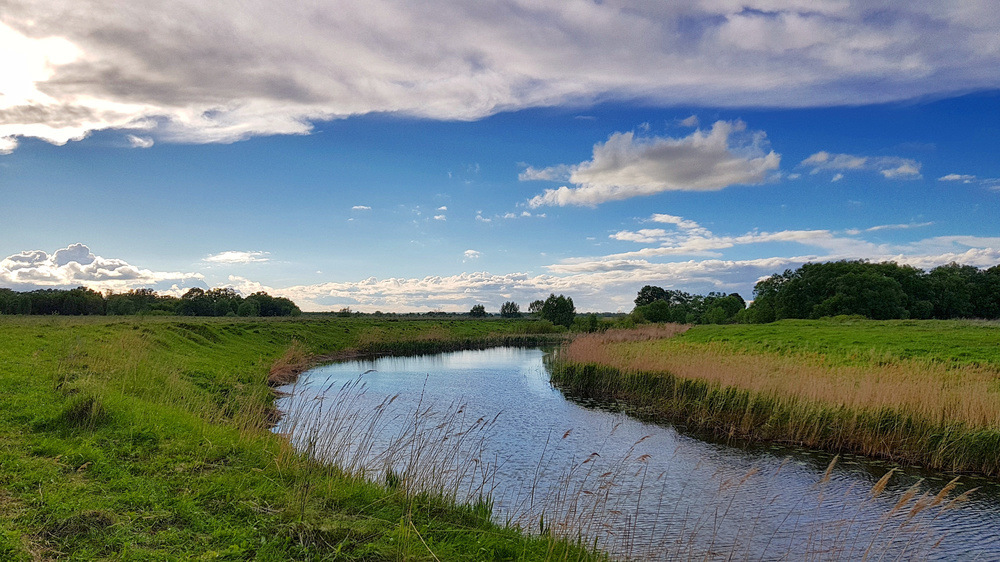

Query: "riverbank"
left=0, top=316, right=592, bottom=560
left=550, top=319, right=1000, bottom=477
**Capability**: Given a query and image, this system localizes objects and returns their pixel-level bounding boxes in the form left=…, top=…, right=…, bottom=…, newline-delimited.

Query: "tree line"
left=631, top=260, right=1000, bottom=325
left=746, top=260, right=1000, bottom=322
left=0, top=287, right=301, bottom=317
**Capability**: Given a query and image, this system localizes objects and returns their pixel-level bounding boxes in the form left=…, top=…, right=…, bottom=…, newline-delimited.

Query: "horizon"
left=2, top=2, right=999, bottom=313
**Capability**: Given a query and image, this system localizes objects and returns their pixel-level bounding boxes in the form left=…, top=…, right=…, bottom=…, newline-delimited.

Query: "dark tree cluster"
left=0, top=286, right=301, bottom=317
left=745, top=260, right=1000, bottom=322
left=539, top=294, right=576, bottom=327
left=177, top=288, right=301, bottom=317
left=0, top=287, right=106, bottom=316
left=632, top=286, right=746, bottom=324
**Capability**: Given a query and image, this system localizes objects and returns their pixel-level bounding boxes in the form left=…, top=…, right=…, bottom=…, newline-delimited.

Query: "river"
left=275, top=347, right=1000, bottom=560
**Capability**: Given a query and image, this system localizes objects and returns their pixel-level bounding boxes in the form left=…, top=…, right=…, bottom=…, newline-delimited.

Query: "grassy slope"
left=0, top=316, right=594, bottom=561
left=551, top=319, right=1000, bottom=476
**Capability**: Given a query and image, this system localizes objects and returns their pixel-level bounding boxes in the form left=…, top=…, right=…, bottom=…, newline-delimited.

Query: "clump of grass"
left=57, top=394, right=111, bottom=430
left=267, top=340, right=312, bottom=386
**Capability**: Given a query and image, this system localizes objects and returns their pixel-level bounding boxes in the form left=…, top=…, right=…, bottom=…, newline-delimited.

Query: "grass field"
left=551, top=319, right=1000, bottom=476
left=0, top=315, right=596, bottom=561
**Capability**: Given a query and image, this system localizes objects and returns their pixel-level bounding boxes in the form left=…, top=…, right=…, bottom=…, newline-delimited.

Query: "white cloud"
left=939, top=173, right=976, bottom=183
left=0, top=136, right=19, bottom=154
left=0, top=243, right=202, bottom=292
left=463, top=249, right=481, bottom=261
left=862, top=222, right=934, bottom=233
left=352, top=205, right=372, bottom=211
left=610, top=229, right=669, bottom=244
left=437, top=206, right=448, bottom=211
left=203, top=250, right=269, bottom=264
left=527, top=121, right=780, bottom=207
left=126, top=134, right=153, bottom=148
left=519, top=164, right=573, bottom=182
left=3, top=4, right=1000, bottom=152
left=433, top=214, right=446, bottom=221
left=801, top=151, right=922, bottom=179
left=679, top=115, right=699, bottom=127
left=831, top=173, right=843, bottom=182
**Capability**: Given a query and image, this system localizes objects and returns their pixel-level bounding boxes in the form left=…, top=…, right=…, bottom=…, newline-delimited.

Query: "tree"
left=634, top=285, right=668, bottom=307
left=499, top=301, right=521, bottom=318
left=469, top=304, right=486, bottom=317
left=540, top=294, right=575, bottom=327
left=528, top=299, right=544, bottom=315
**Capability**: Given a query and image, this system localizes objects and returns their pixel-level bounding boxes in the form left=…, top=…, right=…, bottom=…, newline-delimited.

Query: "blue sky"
left=1, top=2, right=999, bottom=312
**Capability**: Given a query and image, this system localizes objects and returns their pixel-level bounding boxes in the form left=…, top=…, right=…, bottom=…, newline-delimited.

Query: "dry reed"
left=276, top=370, right=973, bottom=561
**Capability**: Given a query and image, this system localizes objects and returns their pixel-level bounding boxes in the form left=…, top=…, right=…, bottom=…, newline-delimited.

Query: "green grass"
left=0, top=315, right=595, bottom=561
left=678, top=318, right=1000, bottom=367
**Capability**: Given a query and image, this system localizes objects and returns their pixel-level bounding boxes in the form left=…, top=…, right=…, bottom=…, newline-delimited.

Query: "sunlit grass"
left=552, top=320, right=1000, bottom=476
left=0, top=315, right=590, bottom=560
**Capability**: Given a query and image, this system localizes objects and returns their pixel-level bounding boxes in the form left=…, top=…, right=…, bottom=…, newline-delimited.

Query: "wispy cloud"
left=526, top=121, right=780, bottom=207
left=126, top=134, right=153, bottom=148
left=939, top=173, right=976, bottom=183
left=352, top=205, right=372, bottom=211
left=203, top=250, right=269, bottom=264
left=801, top=151, right=922, bottom=179
left=3, top=4, right=999, bottom=151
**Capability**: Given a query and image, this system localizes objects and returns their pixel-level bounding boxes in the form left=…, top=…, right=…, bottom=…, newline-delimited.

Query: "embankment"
left=0, top=316, right=592, bottom=561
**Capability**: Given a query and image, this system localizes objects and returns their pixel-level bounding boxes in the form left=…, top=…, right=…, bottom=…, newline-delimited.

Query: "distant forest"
left=0, top=287, right=300, bottom=317
left=633, top=260, right=1000, bottom=324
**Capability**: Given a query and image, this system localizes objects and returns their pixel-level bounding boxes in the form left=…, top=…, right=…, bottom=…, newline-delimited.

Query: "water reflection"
left=276, top=347, right=1000, bottom=560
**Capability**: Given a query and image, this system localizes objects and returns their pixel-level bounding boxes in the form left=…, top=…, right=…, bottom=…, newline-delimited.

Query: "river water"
left=275, top=347, right=1000, bottom=560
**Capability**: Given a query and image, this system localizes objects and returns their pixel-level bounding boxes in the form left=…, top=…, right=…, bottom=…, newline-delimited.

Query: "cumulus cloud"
left=526, top=121, right=780, bottom=207
left=801, top=151, right=922, bottom=179
left=433, top=214, right=446, bottom=221
left=351, top=205, right=371, bottom=211
left=463, top=249, right=481, bottom=261
left=3, top=3, right=1000, bottom=151
left=203, top=250, right=269, bottom=264
left=0, top=243, right=202, bottom=291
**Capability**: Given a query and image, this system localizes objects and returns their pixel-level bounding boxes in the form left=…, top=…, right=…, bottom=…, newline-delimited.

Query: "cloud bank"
left=3, top=234, right=999, bottom=313
left=0, top=243, right=202, bottom=292
left=3, top=2, right=1000, bottom=151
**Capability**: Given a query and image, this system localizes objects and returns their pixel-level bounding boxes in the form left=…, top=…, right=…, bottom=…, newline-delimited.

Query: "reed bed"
left=553, top=326, right=1000, bottom=476
left=277, top=371, right=974, bottom=561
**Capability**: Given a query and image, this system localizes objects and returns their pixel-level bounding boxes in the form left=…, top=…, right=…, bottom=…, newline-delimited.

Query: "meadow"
left=0, top=315, right=593, bottom=561
left=551, top=318, right=1000, bottom=476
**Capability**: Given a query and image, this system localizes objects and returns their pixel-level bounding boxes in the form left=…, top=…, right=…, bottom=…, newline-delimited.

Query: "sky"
left=1, top=1, right=999, bottom=312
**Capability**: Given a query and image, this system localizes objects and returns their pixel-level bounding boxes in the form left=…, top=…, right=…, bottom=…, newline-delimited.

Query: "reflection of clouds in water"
left=277, top=348, right=1000, bottom=560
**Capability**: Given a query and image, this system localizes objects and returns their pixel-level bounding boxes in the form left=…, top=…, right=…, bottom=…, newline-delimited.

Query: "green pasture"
left=0, top=316, right=590, bottom=561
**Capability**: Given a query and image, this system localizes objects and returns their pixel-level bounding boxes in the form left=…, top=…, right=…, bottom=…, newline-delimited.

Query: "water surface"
left=276, top=347, right=1000, bottom=560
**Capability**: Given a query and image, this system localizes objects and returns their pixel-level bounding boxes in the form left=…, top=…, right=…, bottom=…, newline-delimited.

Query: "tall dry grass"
left=555, top=326, right=1000, bottom=475
left=565, top=329, right=1000, bottom=430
